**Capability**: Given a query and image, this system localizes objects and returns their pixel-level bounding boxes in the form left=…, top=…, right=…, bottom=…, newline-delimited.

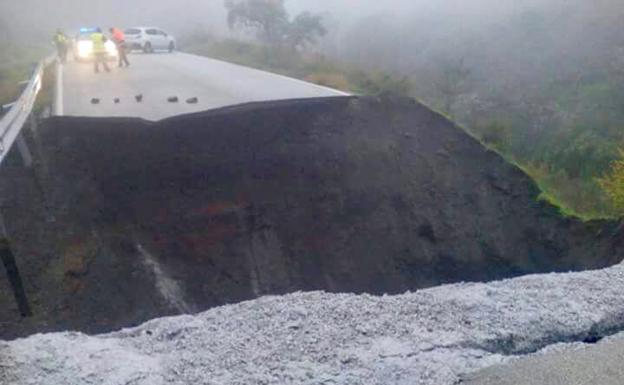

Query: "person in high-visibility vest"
left=90, top=28, right=110, bottom=74
left=53, top=29, right=68, bottom=63
left=110, top=27, right=130, bottom=68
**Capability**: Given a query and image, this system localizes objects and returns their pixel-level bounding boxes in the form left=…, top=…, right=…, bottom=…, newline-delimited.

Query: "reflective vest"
left=91, top=32, right=106, bottom=53
left=112, top=28, right=125, bottom=43
left=54, top=33, right=67, bottom=44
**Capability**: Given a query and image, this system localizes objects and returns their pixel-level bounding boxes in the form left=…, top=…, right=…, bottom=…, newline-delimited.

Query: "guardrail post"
left=16, top=133, right=33, bottom=168
left=53, top=61, right=63, bottom=116
left=0, top=213, right=32, bottom=318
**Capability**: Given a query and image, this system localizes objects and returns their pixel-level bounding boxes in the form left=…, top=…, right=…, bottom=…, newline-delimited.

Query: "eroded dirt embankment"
left=0, top=96, right=622, bottom=338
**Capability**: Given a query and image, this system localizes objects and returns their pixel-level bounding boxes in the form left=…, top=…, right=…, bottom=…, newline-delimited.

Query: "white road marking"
left=267, top=71, right=352, bottom=96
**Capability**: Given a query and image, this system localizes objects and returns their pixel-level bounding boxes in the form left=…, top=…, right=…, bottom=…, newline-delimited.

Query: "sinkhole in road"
left=1, top=96, right=622, bottom=338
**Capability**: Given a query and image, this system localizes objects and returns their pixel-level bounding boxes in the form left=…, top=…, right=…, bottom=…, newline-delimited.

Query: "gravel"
left=2, top=260, right=624, bottom=385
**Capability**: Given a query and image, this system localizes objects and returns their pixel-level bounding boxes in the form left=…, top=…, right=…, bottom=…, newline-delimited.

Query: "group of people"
left=53, top=27, right=131, bottom=74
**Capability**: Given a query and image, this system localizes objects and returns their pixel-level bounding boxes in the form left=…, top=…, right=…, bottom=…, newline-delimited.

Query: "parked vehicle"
left=124, top=27, right=177, bottom=53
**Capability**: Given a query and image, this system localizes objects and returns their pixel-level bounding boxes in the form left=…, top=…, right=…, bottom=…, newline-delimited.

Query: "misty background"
left=2, top=0, right=624, bottom=217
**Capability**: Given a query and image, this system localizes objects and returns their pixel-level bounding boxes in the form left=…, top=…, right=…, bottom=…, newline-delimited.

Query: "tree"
left=598, top=149, right=624, bottom=216
left=434, top=57, right=471, bottom=115
left=224, top=0, right=289, bottom=44
left=287, top=12, right=327, bottom=49
left=224, top=0, right=326, bottom=48
left=0, top=15, right=10, bottom=44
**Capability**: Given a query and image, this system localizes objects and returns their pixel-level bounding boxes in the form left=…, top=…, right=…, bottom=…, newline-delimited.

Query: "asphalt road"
left=462, top=336, right=624, bottom=385
left=57, top=52, right=349, bottom=120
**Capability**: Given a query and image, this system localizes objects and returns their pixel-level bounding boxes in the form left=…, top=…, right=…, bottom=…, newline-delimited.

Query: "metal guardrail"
left=0, top=55, right=55, bottom=166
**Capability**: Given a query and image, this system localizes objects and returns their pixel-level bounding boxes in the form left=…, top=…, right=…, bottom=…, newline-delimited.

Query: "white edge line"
left=268, top=71, right=352, bottom=96
left=54, top=61, right=64, bottom=116
left=179, top=52, right=352, bottom=97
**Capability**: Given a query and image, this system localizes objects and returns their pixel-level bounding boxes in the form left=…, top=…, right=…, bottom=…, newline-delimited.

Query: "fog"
left=0, top=0, right=227, bottom=43
left=3, top=1, right=620, bottom=74
left=0, top=0, right=603, bottom=43
left=2, top=1, right=621, bottom=58
left=3, top=0, right=624, bottom=216
left=3, top=0, right=623, bottom=122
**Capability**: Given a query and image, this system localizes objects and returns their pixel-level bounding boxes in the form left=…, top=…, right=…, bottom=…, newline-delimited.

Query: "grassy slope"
left=0, top=66, right=30, bottom=107
left=0, top=43, right=48, bottom=107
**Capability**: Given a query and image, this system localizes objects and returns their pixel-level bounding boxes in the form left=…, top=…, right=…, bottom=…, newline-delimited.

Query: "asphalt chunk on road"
left=59, top=52, right=347, bottom=120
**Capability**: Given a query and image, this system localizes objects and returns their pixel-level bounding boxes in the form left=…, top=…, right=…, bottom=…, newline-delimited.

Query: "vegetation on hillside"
left=329, top=1, right=624, bottom=219
left=0, top=20, right=47, bottom=108
left=181, top=35, right=412, bottom=98
left=598, top=150, right=624, bottom=216
left=210, top=0, right=414, bottom=97
left=185, top=0, right=624, bottom=219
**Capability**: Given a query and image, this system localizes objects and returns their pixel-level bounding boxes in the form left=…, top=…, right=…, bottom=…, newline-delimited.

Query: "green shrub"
left=349, top=70, right=413, bottom=97
left=479, top=121, right=511, bottom=151
left=521, top=161, right=614, bottom=219
left=0, top=66, right=28, bottom=106
left=598, top=149, right=624, bottom=216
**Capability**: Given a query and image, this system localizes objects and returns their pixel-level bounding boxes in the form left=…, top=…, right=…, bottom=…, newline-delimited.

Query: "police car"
left=72, top=28, right=118, bottom=62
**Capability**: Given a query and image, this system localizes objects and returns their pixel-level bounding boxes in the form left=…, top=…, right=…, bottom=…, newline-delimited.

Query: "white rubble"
left=2, top=261, right=624, bottom=385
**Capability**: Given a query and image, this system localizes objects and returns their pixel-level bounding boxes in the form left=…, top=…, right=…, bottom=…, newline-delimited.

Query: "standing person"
left=110, top=27, right=130, bottom=68
left=53, top=29, right=68, bottom=63
left=90, top=28, right=110, bottom=74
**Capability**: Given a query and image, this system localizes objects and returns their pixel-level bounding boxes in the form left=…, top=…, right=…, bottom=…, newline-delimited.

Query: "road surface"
left=57, top=52, right=349, bottom=120
left=462, top=335, right=624, bottom=385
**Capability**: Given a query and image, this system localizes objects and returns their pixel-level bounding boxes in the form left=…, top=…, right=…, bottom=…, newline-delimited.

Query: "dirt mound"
left=0, top=96, right=622, bottom=338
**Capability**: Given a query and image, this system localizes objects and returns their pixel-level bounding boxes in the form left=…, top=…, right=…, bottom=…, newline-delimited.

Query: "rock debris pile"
left=2, top=261, right=624, bottom=385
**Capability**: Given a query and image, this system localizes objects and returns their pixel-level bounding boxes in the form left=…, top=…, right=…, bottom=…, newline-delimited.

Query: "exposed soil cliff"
left=0, top=96, right=622, bottom=338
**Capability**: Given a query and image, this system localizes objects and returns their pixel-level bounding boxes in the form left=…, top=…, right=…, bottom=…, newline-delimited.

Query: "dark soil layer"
left=1, top=96, right=622, bottom=339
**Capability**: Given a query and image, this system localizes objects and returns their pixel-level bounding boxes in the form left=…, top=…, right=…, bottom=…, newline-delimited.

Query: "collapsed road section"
left=0, top=96, right=622, bottom=339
